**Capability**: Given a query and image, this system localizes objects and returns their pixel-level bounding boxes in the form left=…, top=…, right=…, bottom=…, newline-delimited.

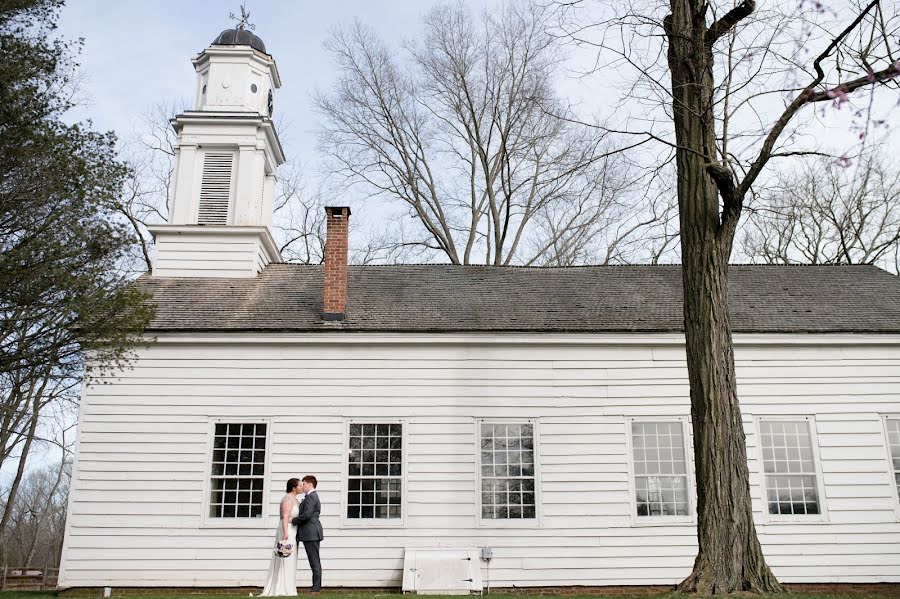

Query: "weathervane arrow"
left=228, top=2, right=255, bottom=31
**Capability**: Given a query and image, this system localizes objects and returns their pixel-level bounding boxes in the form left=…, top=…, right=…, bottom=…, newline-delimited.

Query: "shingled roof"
left=137, top=263, right=900, bottom=334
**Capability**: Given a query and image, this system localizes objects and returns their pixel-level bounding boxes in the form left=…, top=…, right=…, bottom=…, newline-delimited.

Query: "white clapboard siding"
left=152, top=232, right=272, bottom=278
left=58, top=335, right=900, bottom=588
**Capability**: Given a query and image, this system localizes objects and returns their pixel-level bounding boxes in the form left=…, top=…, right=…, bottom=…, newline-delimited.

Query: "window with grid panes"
left=209, top=423, right=266, bottom=518
left=480, top=422, right=536, bottom=519
left=347, top=423, right=402, bottom=519
left=884, top=418, right=900, bottom=500
left=759, top=420, right=820, bottom=515
left=630, top=421, right=690, bottom=517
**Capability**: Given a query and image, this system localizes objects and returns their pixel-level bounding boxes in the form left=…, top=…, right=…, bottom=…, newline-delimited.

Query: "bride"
left=261, top=478, right=303, bottom=596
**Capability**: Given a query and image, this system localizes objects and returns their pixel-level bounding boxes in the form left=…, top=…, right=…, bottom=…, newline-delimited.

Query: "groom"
left=292, top=475, right=323, bottom=594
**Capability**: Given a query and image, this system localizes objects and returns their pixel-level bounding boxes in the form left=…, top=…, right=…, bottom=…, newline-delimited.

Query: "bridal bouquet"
left=274, top=540, right=293, bottom=558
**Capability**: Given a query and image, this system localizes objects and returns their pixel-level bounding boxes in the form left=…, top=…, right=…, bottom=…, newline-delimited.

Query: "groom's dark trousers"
left=303, top=541, right=321, bottom=592
left=292, top=491, right=323, bottom=592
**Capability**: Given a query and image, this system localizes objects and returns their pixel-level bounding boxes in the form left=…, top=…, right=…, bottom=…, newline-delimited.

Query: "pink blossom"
left=835, top=155, right=852, bottom=168
left=826, top=85, right=849, bottom=109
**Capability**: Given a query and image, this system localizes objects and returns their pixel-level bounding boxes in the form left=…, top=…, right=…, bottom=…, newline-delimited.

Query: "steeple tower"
left=148, top=15, right=284, bottom=278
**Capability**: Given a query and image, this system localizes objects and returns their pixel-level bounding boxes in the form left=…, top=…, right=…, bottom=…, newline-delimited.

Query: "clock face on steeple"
left=267, top=89, right=274, bottom=117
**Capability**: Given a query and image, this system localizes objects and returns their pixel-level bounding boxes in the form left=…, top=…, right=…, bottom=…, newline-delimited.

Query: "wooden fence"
left=0, top=566, right=59, bottom=591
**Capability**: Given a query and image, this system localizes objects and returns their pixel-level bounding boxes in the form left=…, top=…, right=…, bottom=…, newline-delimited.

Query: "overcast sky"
left=58, top=1, right=895, bottom=183
left=57, top=0, right=513, bottom=168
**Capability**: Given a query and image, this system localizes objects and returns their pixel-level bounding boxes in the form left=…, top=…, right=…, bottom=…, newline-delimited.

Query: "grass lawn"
left=3, top=592, right=900, bottom=599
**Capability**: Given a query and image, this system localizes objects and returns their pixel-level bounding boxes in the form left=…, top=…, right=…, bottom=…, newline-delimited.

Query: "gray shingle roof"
left=137, top=264, right=900, bottom=334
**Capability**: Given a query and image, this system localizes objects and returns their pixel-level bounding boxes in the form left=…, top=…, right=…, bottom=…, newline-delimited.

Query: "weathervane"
left=229, top=3, right=255, bottom=31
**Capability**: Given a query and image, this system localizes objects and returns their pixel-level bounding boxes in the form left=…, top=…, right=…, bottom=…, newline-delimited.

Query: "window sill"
left=759, top=515, right=828, bottom=525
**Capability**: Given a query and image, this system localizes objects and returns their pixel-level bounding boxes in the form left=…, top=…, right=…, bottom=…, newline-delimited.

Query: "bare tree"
left=116, top=102, right=182, bottom=273
left=272, top=162, right=328, bottom=264
left=742, top=151, right=900, bottom=273
left=557, top=0, right=900, bottom=592
left=1, top=399, right=73, bottom=568
left=316, top=1, right=668, bottom=266
left=0, top=333, right=82, bottom=552
left=524, top=153, right=680, bottom=265
left=270, top=163, right=417, bottom=265
left=1, top=456, right=72, bottom=569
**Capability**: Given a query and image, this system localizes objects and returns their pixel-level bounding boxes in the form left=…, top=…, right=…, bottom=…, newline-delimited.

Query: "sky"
left=57, top=1, right=898, bottom=187
left=57, top=0, right=511, bottom=169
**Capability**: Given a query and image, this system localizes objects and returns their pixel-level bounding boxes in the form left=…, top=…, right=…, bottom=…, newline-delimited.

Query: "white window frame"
left=881, top=415, right=900, bottom=518
left=755, top=416, right=828, bottom=523
left=625, top=417, right=696, bottom=526
left=201, top=418, right=271, bottom=528
left=475, top=418, right=542, bottom=528
left=339, top=418, right=408, bottom=528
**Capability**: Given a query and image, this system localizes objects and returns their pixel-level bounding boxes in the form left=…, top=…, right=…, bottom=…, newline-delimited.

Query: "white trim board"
left=140, top=332, right=900, bottom=347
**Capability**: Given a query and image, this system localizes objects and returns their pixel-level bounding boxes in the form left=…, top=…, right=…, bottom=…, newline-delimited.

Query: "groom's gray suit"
left=292, top=490, right=323, bottom=592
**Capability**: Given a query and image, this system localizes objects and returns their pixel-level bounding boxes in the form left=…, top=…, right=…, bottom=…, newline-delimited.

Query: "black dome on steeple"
left=212, top=27, right=266, bottom=53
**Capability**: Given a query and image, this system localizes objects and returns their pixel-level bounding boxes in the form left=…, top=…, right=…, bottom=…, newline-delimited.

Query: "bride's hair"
left=286, top=478, right=300, bottom=493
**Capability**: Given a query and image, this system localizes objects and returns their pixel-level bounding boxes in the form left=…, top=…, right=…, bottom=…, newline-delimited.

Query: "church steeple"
left=147, top=16, right=285, bottom=278
left=196, top=11, right=280, bottom=116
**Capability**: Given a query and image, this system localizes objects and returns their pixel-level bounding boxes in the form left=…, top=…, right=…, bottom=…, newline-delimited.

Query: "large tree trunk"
left=676, top=237, right=783, bottom=594
left=665, top=0, right=783, bottom=593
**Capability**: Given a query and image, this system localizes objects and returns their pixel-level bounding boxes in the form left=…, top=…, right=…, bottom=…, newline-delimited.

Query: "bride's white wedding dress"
left=261, top=494, right=300, bottom=596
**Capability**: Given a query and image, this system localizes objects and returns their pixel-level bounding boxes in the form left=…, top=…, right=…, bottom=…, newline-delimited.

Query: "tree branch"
left=804, top=64, right=900, bottom=102
left=706, top=0, right=756, bottom=47
left=735, top=0, right=892, bottom=201
left=810, top=0, right=880, bottom=85
left=708, top=162, right=737, bottom=211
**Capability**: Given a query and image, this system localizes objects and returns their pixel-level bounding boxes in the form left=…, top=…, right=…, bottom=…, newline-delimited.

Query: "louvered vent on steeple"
left=197, top=152, right=234, bottom=225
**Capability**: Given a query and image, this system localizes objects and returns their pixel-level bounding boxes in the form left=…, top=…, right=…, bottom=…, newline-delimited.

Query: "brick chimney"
left=323, top=206, right=351, bottom=321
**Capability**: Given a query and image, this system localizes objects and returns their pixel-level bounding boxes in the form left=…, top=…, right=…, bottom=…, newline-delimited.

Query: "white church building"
left=58, top=24, right=900, bottom=591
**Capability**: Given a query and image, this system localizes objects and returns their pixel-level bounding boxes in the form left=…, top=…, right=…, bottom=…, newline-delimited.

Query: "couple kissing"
left=261, top=475, right=323, bottom=596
